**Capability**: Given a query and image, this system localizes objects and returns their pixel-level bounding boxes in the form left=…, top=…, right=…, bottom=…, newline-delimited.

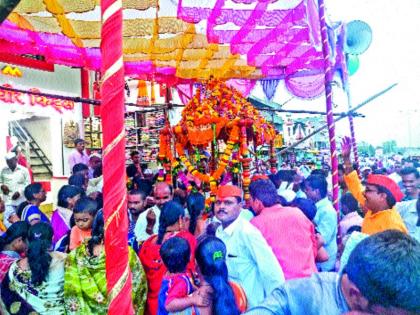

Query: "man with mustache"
left=215, top=185, right=285, bottom=309
left=127, top=189, right=147, bottom=251
left=134, top=182, right=173, bottom=243
left=342, top=137, right=407, bottom=235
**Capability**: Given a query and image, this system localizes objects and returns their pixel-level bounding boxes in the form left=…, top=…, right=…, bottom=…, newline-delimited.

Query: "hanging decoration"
left=158, top=78, right=276, bottom=201
left=136, top=80, right=149, bottom=106
left=176, top=83, right=194, bottom=105
left=225, top=79, right=256, bottom=98
left=260, top=79, right=280, bottom=101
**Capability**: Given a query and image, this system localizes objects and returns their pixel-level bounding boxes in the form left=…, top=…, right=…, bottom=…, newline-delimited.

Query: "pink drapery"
left=226, top=79, right=256, bottom=97
left=176, top=83, right=194, bottom=105
left=0, top=0, right=336, bottom=100
left=177, top=0, right=322, bottom=77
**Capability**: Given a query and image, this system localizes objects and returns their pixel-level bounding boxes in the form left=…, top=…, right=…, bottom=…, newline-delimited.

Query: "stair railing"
left=9, top=120, right=32, bottom=165
left=9, top=120, right=53, bottom=175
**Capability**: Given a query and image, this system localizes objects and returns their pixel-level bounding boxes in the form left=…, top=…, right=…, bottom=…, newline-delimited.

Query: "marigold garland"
left=159, top=78, right=276, bottom=200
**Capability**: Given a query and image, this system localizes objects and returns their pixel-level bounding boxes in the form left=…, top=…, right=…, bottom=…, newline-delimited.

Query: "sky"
left=255, top=0, right=420, bottom=148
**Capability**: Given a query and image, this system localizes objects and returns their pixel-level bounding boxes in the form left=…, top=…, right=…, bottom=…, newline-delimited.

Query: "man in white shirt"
left=215, top=185, right=285, bottom=308
left=0, top=152, right=30, bottom=206
left=134, top=182, right=173, bottom=243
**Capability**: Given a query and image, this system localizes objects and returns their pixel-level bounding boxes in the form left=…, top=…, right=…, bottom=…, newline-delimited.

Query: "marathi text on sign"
left=0, top=84, right=74, bottom=113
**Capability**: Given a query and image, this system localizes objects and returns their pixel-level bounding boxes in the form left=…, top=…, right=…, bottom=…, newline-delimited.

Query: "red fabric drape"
left=100, top=0, right=133, bottom=314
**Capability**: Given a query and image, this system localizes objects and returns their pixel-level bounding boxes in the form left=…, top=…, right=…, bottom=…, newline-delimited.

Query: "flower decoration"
left=158, top=78, right=276, bottom=200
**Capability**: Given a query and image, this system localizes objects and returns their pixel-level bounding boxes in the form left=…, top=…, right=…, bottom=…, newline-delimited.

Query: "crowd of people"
left=0, top=137, right=419, bottom=315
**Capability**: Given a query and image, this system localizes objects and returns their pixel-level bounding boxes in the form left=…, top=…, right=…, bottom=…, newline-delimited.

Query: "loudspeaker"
left=344, top=20, right=372, bottom=55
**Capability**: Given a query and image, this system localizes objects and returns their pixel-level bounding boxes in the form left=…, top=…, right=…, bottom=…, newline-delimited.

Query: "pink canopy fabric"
left=0, top=0, right=331, bottom=98
left=178, top=0, right=323, bottom=76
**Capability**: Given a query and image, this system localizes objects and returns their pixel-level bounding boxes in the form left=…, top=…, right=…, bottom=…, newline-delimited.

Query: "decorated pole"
left=345, top=86, right=360, bottom=174
left=317, top=0, right=340, bottom=212
left=100, top=0, right=134, bottom=314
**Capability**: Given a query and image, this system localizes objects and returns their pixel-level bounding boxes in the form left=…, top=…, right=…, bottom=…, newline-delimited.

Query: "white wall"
left=0, top=63, right=82, bottom=175
left=19, top=117, right=52, bottom=161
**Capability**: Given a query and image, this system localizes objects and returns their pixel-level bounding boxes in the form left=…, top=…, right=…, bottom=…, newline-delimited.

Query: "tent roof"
left=0, top=0, right=326, bottom=83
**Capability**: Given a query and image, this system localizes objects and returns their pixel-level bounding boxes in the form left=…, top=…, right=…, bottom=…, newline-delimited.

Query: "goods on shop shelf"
left=125, top=110, right=165, bottom=165
left=84, top=117, right=102, bottom=150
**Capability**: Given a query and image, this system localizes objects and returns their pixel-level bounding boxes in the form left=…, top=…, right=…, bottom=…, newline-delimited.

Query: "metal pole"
left=279, top=83, right=398, bottom=155
left=345, top=80, right=360, bottom=173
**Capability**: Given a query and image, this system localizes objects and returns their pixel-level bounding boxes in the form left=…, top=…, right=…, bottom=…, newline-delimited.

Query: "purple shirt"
left=51, top=208, right=72, bottom=249
left=68, top=149, right=89, bottom=171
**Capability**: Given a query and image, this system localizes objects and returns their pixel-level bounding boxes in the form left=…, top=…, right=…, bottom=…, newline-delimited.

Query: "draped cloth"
left=64, top=243, right=147, bottom=315
left=260, top=79, right=280, bottom=101
left=0, top=252, right=67, bottom=315
left=0, top=251, right=19, bottom=283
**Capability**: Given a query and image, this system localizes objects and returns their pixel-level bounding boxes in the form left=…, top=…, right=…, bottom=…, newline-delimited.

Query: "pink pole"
left=317, top=0, right=340, bottom=212
left=346, top=87, right=360, bottom=174
left=100, top=0, right=134, bottom=314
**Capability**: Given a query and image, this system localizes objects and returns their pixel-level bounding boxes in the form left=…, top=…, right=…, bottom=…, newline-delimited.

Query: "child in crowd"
left=339, top=193, right=363, bottom=240
left=69, top=197, right=97, bottom=250
left=158, top=237, right=206, bottom=315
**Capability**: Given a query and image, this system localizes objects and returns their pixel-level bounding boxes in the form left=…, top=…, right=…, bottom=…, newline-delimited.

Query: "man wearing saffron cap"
left=215, top=184, right=285, bottom=308
left=341, top=137, right=407, bottom=235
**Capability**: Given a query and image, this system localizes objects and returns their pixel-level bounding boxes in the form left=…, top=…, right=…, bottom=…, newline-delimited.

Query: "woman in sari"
left=139, top=201, right=197, bottom=315
left=0, top=222, right=66, bottom=314
left=64, top=210, right=147, bottom=315
left=0, top=221, right=28, bottom=282
left=51, top=185, right=82, bottom=251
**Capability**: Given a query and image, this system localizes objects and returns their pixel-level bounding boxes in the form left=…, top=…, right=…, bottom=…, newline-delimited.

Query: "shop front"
left=0, top=62, right=84, bottom=208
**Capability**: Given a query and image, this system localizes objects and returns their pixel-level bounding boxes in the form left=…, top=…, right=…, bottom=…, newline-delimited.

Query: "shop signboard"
left=0, top=83, right=74, bottom=113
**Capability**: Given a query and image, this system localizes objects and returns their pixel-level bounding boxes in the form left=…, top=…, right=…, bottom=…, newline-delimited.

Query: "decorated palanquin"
left=159, top=79, right=277, bottom=201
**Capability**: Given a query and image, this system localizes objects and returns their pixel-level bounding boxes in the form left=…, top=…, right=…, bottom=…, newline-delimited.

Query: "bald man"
left=134, top=182, right=173, bottom=243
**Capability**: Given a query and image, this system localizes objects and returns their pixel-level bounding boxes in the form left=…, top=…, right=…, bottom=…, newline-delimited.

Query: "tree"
left=382, top=140, right=398, bottom=154
left=358, top=141, right=375, bottom=157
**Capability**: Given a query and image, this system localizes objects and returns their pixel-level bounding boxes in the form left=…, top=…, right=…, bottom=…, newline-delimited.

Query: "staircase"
left=9, top=120, right=53, bottom=181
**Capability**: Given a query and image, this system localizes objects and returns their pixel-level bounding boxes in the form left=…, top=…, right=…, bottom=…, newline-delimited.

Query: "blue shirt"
left=245, top=272, right=350, bottom=315
left=397, top=200, right=420, bottom=242
left=21, top=205, right=50, bottom=224
left=314, top=198, right=338, bottom=271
